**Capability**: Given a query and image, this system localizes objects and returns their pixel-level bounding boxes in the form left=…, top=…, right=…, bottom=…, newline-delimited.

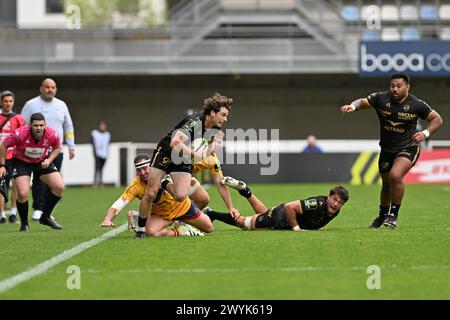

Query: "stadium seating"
left=420, top=4, right=438, bottom=20
left=440, top=27, right=450, bottom=40
left=400, top=4, right=419, bottom=20
left=381, top=28, right=401, bottom=41
left=341, top=5, right=359, bottom=21
left=439, top=4, right=450, bottom=19
left=381, top=5, right=400, bottom=21
left=336, top=1, right=450, bottom=42
left=402, top=27, right=421, bottom=41
left=361, top=29, right=381, bottom=41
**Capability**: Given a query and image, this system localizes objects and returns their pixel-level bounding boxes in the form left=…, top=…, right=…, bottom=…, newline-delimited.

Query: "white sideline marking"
left=0, top=224, right=127, bottom=295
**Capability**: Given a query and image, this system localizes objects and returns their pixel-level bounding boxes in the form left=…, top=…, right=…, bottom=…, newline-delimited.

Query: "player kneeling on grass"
left=0, top=112, right=64, bottom=232
left=129, top=187, right=213, bottom=238
left=206, top=177, right=349, bottom=231
left=100, top=154, right=154, bottom=228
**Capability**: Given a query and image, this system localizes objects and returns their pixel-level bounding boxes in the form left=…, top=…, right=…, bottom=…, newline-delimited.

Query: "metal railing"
left=0, top=28, right=356, bottom=75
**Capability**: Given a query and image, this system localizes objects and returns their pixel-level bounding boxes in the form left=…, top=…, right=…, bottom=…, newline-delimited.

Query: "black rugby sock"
left=138, top=217, right=147, bottom=228
left=206, top=210, right=237, bottom=226
left=390, top=203, right=401, bottom=218
left=17, top=201, right=29, bottom=225
left=161, top=179, right=170, bottom=191
left=42, top=192, right=61, bottom=219
left=238, top=187, right=252, bottom=199
left=379, top=205, right=390, bottom=217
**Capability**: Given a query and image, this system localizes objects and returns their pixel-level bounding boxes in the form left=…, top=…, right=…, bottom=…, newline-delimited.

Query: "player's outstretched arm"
left=211, top=172, right=241, bottom=219
left=100, top=208, right=118, bottom=227
left=100, top=197, right=130, bottom=227
left=340, top=98, right=371, bottom=113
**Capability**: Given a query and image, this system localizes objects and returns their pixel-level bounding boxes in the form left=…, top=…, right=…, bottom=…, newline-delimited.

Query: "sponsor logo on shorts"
left=380, top=162, right=390, bottom=170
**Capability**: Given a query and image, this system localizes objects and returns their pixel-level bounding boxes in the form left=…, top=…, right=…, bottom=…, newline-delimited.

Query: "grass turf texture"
left=0, top=184, right=449, bottom=299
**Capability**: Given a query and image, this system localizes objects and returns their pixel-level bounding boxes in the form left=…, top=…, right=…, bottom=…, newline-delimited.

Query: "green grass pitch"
left=0, top=184, right=449, bottom=299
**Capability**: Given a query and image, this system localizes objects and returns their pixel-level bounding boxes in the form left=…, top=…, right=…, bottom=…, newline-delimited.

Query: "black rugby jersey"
left=367, top=92, right=433, bottom=153
left=157, top=111, right=206, bottom=153
left=297, top=196, right=339, bottom=230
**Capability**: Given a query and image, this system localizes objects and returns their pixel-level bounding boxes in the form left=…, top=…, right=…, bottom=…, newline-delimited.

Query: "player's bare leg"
left=247, top=194, right=267, bottom=214
left=205, top=176, right=262, bottom=226
left=145, top=214, right=204, bottom=237
left=181, top=211, right=214, bottom=233
left=167, top=172, right=191, bottom=202
left=0, top=191, right=6, bottom=224
left=146, top=214, right=174, bottom=237
left=9, top=183, right=18, bottom=223
left=380, top=172, right=392, bottom=208
left=188, top=178, right=210, bottom=209
left=214, top=212, right=262, bottom=230
left=138, top=167, right=165, bottom=229
left=383, top=157, right=413, bottom=228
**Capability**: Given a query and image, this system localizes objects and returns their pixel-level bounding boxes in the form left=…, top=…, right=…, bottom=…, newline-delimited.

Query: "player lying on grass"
left=100, top=154, right=212, bottom=238
left=205, top=177, right=349, bottom=231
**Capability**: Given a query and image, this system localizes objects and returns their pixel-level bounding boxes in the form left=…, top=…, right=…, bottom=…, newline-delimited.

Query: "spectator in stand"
left=91, top=120, right=111, bottom=187
left=302, top=135, right=323, bottom=153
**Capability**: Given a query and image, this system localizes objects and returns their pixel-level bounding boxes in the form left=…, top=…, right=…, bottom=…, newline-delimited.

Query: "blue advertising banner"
left=359, top=41, right=450, bottom=77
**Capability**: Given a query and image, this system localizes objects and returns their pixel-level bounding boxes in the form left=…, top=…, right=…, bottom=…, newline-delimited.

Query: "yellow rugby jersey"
left=120, top=176, right=193, bottom=220
left=120, top=176, right=146, bottom=201
left=192, top=153, right=222, bottom=175
left=152, top=191, right=192, bottom=220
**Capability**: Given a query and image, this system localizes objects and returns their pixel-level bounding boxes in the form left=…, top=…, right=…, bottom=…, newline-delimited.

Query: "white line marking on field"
left=0, top=224, right=127, bottom=295
left=84, top=264, right=450, bottom=274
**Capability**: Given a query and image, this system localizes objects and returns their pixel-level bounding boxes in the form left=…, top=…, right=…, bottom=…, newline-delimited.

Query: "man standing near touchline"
left=21, top=78, right=75, bottom=221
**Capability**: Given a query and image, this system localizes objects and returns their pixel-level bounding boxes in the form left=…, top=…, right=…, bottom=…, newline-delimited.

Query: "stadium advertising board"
left=220, top=151, right=450, bottom=184
left=359, top=41, right=450, bottom=77
left=404, top=149, right=450, bottom=184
